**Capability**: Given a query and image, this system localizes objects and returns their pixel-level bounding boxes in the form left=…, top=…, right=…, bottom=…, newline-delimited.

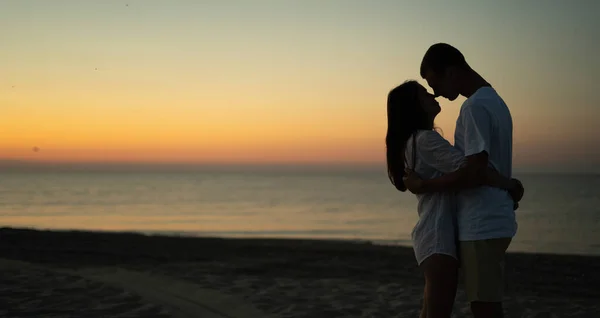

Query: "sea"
left=1, top=166, right=599, bottom=256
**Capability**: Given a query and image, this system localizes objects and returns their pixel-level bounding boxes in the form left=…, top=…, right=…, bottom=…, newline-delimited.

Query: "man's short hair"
left=420, top=43, right=468, bottom=78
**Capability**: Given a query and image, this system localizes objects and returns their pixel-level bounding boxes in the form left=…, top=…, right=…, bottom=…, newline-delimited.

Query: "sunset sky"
left=2, top=0, right=599, bottom=172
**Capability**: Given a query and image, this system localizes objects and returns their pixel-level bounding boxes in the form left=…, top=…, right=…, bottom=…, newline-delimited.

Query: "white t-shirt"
left=453, top=86, right=517, bottom=241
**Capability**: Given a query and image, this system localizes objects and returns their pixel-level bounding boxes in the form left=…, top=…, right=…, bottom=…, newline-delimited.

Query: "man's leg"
left=460, top=238, right=512, bottom=318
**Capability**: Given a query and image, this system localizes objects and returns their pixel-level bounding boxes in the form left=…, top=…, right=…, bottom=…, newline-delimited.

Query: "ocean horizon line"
left=0, top=159, right=598, bottom=175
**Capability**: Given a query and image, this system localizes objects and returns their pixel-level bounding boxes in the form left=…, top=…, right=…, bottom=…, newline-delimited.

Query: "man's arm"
left=403, top=102, right=519, bottom=195
left=403, top=152, right=523, bottom=202
left=404, top=151, right=488, bottom=194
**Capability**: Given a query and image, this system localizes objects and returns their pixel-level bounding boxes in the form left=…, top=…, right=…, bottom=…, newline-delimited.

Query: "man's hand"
left=403, top=168, right=424, bottom=194
left=508, top=178, right=524, bottom=210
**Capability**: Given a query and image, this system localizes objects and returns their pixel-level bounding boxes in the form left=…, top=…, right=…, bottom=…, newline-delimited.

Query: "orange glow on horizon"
left=1, top=1, right=598, bottom=171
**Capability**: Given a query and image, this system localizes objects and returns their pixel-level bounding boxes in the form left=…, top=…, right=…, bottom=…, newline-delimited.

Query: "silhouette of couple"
left=386, top=43, right=524, bottom=318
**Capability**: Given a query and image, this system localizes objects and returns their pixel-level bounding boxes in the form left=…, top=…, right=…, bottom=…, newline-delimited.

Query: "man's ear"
left=445, top=65, right=459, bottom=80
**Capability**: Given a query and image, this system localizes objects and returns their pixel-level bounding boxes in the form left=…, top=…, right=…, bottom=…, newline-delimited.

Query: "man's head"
left=420, top=43, right=470, bottom=101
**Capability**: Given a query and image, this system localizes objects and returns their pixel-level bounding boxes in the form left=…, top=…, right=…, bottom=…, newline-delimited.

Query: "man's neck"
left=460, top=70, right=491, bottom=98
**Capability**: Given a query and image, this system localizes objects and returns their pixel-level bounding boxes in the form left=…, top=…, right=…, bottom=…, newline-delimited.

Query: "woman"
left=385, top=80, right=520, bottom=318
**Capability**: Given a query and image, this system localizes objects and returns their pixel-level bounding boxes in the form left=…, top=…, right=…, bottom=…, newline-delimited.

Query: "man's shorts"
left=459, top=238, right=512, bottom=302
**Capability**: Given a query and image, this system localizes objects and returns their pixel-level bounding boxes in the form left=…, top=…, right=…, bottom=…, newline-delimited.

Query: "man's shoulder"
left=457, top=98, right=490, bottom=121
left=463, top=88, right=499, bottom=106
left=462, top=89, right=509, bottom=117
left=459, top=92, right=487, bottom=114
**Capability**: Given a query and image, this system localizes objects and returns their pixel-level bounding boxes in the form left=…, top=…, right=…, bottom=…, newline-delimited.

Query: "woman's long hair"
left=386, top=81, right=433, bottom=192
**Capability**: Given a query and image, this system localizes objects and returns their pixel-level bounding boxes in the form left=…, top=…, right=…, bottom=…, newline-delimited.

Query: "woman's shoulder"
left=415, top=129, right=445, bottom=144
left=414, top=130, right=456, bottom=154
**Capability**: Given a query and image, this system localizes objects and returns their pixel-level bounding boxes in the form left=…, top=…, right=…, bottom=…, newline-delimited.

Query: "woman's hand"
left=508, top=178, right=524, bottom=210
left=403, top=168, right=424, bottom=194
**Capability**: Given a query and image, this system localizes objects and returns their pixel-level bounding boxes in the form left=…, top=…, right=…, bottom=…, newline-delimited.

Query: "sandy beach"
left=1, top=227, right=599, bottom=318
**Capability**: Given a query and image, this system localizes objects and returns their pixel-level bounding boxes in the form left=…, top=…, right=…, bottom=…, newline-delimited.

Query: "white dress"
left=405, top=130, right=466, bottom=265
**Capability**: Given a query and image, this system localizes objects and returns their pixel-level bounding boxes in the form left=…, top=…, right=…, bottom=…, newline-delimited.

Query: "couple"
left=386, top=43, right=524, bottom=318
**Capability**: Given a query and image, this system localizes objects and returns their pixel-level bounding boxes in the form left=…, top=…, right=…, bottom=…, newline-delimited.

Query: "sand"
left=0, top=259, right=172, bottom=318
left=1, top=227, right=599, bottom=318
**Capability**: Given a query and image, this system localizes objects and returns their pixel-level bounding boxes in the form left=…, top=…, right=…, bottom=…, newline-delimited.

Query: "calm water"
left=1, top=168, right=599, bottom=256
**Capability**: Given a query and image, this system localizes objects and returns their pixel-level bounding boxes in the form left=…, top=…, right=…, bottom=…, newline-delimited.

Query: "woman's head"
left=386, top=80, right=440, bottom=191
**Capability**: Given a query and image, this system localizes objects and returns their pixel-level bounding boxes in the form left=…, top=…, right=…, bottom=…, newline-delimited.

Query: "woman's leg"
left=420, top=254, right=459, bottom=318
left=419, top=285, right=428, bottom=318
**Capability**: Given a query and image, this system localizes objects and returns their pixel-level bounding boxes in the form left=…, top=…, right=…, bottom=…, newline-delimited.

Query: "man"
left=403, top=43, right=522, bottom=318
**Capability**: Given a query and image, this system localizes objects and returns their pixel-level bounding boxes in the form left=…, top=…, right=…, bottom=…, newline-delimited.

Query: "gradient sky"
left=2, top=0, right=599, bottom=172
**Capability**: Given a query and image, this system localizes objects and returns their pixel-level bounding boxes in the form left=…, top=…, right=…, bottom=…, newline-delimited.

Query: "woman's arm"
left=403, top=130, right=483, bottom=193
left=485, top=169, right=524, bottom=203
left=402, top=131, right=524, bottom=200
left=403, top=164, right=481, bottom=194
left=417, top=153, right=520, bottom=193
left=404, top=163, right=523, bottom=195
left=405, top=167, right=524, bottom=209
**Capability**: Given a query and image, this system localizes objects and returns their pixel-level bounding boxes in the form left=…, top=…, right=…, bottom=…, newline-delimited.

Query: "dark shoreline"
left=1, top=226, right=598, bottom=258
left=2, top=227, right=600, bottom=317
left=2, top=227, right=598, bottom=287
